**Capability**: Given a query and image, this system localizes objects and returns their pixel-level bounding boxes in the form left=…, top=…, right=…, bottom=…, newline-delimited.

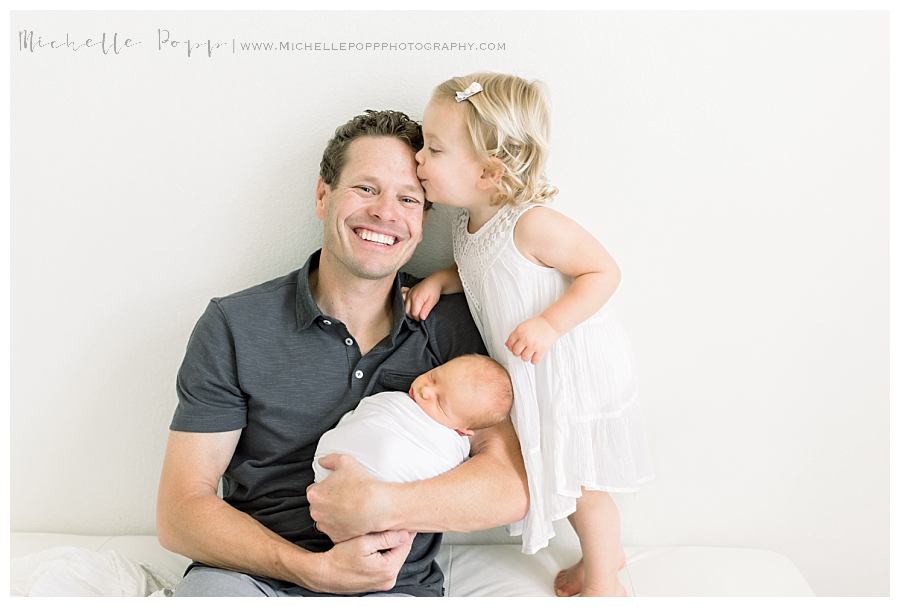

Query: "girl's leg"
left=554, top=489, right=627, bottom=597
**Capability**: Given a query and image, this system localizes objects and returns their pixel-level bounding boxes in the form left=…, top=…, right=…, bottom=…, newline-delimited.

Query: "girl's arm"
left=505, top=206, right=621, bottom=364
left=404, top=264, right=463, bottom=320
left=428, top=263, right=464, bottom=295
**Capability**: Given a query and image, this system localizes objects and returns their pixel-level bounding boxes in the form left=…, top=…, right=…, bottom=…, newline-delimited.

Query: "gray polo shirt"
left=170, top=249, right=486, bottom=597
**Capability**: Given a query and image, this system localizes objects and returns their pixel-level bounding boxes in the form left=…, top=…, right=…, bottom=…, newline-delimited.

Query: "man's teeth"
left=357, top=229, right=396, bottom=246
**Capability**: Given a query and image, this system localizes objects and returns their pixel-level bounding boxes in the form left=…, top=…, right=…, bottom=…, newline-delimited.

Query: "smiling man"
left=156, top=110, right=528, bottom=597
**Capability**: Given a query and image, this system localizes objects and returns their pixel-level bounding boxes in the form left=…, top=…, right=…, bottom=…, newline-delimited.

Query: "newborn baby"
left=313, top=354, right=513, bottom=483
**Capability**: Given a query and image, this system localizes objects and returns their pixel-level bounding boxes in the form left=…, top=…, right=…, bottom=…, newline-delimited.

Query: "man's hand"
left=505, top=314, right=560, bottom=364
left=307, top=530, right=415, bottom=594
left=307, top=454, right=394, bottom=543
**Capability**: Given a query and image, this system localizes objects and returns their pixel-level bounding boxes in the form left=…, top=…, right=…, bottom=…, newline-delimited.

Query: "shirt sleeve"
left=424, top=292, right=488, bottom=363
left=170, top=299, right=248, bottom=432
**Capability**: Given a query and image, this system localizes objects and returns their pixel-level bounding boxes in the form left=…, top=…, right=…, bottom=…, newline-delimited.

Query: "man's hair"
left=319, top=109, right=433, bottom=210
left=461, top=354, right=514, bottom=430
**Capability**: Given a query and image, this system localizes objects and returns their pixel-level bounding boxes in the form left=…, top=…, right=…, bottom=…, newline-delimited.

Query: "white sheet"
left=9, top=533, right=816, bottom=596
left=10, top=546, right=179, bottom=597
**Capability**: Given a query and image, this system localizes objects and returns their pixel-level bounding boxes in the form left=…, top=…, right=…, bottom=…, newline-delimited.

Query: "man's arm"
left=308, top=417, right=528, bottom=541
left=157, top=430, right=414, bottom=594
left=388, top=417, right=529, bottom=531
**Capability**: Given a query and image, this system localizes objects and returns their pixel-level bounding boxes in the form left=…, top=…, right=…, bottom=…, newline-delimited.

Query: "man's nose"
left=369, top=191, right=399, bottom=221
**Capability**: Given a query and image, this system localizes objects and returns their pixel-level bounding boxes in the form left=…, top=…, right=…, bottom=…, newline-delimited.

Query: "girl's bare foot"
left=554, top=559, right=584, bottom=597
left=580, top=577, right=629, bottom=597
left=554, top=549, right=627, bottom=597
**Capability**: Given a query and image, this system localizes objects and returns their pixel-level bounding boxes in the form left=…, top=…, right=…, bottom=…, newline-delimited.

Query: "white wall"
left=10, top=11, right=888, bottom=596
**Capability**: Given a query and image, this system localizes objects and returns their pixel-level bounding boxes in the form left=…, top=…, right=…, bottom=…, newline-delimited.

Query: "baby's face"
left=409, top=358, right=480, bottom=436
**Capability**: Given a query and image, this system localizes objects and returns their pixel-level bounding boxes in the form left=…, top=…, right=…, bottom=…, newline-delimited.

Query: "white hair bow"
left=455, top=82, right=483, bottom=103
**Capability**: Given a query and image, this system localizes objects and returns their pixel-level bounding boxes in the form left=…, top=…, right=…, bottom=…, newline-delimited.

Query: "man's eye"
left=357, top=186, right=375, bottom=194
left=401, top=197, right=422, bottom=205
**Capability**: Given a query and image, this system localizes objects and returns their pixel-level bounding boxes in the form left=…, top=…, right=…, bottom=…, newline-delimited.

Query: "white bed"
left=10, top=529, right=815, bottom=597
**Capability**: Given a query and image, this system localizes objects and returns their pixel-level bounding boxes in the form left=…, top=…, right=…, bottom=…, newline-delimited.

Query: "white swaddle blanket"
left=313, top=391, right=470, bottom=483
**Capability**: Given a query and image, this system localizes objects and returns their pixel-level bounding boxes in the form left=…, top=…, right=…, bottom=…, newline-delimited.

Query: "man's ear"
left=315, top=177, right=329, bottom=220
left=455, top=428, right=475, bottom=437
left=477, top=158, right=505, bottom=191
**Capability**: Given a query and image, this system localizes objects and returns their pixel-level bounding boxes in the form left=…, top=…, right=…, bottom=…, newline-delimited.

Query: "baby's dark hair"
left=459, top=354, right=514, bottom=430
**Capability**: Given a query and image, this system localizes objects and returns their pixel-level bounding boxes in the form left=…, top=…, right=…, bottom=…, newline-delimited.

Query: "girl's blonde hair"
left=433, top=72, right=558, bottom=206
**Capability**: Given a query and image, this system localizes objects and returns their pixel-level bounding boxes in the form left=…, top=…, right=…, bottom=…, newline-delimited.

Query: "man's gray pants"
left=173, top=565, right=415, bottom=597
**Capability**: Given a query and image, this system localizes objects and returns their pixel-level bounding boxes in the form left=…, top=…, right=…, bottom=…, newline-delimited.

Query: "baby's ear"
left=455, top=428, right=475, bottom=437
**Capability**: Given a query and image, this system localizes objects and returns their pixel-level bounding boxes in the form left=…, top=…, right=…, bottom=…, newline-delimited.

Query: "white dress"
left=453, top=202, right=654, bottom=554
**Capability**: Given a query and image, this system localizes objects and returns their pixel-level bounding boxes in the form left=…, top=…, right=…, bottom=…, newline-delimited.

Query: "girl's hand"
left=505, top=315, right=560, bottom=364
left=403, top=276, right=443, bottom=321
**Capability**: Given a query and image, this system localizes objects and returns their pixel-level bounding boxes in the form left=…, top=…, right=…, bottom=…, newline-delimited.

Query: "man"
left=156, top=109, right=529, bottom=597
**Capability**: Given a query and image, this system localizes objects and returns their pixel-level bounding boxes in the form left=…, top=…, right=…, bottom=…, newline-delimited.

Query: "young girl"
left=405, top=73, right=654, bottom=597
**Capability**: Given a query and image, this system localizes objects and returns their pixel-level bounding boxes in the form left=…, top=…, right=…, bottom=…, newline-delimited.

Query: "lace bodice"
left=452, top=203, right=541, bottom=313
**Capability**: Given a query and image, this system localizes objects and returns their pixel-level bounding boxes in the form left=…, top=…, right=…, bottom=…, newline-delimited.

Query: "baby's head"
left=416, top=72, right=558, bottom=209
left=409, top=354, right=513, bottom=437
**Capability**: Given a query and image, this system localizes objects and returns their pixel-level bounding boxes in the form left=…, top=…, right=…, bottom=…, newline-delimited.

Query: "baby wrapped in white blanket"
left=314, top=354, right=513, bottom=483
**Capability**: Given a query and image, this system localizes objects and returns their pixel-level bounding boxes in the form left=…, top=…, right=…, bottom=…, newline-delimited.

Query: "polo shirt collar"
left=294, top=251, right=322, bottom=331
left=295, top=249, right=413, bottom=337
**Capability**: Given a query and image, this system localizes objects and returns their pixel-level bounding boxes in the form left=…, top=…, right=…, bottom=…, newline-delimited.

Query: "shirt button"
left=345, top=338, right=354, bottom=346
left=322, top=319, right=332, bottom=326
left=354, top=370, right=364, bottom=379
